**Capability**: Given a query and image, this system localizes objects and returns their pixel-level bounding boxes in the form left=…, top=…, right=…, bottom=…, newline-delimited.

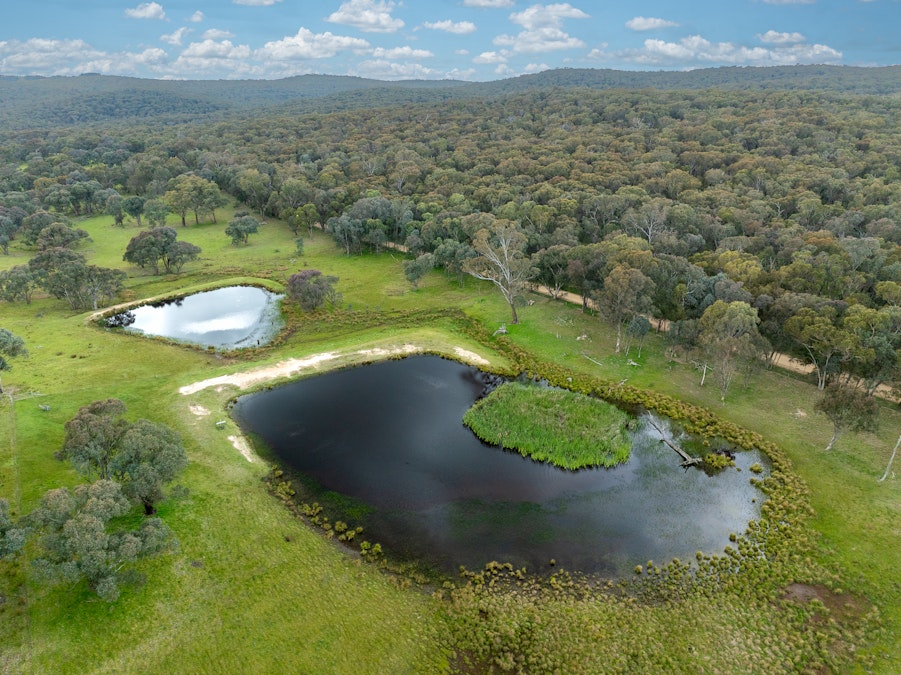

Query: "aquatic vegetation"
left=463, top=382, right=633, bottom=469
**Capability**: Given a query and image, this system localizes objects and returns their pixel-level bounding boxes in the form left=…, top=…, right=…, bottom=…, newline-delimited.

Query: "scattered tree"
left=1, top=498, right=27, bottom=558
left=0, top=265, right=42, bottom=304
left=403, top=253, right=434, bottom=289
left=59, top=399, right=130, bottom=480
left=28, top=480, right=175, bottom=602
left=463, top=220, right=535, bottom=324
left=878, top=433, right=900, bottom=483
left=593, top=264, right=656, bottom=353
left=814, top=383, right=879, bottom=451
left=785, top=307, right=852, bottom=390
left=286, top=269, right=341, bottom=311
left=114, top=420, right=188, bottom=515
left=143, top=198, right=170, bottom=228
left=123, top=196, right=145, bottom=227
left=0, top=328, right=27, bottom=394
left=123, top=227, right=201, bottom=275
left=36, top=223, right=89, bottom=251
left=225, top=212, right=261, bottom=246
left=697, top=300, right=770, bottom=402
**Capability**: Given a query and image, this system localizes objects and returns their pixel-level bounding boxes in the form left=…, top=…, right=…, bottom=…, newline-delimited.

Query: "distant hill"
left=1, top=65, right=899, bottom=130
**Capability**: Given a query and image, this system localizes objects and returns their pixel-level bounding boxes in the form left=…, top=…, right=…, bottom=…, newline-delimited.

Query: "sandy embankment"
left=180, top=344, right=490, bottom=462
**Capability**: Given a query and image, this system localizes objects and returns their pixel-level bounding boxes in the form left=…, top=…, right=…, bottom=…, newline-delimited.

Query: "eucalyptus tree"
left=0, top=498, right=27, bottom=559
left=0, top=328, right=27, bottom=394
left=225, top=212, right=261, bottom=246
left=28, top=480, right=175, bottom=602
left=814, top=383, right=879, bottom=452
left=463, top=219, right=535, bottom=325
left=286, top=269, right=341, bottom=311
left=592, top=264, right=656, bottom=353
left=696, top=300, right=770, bottom=402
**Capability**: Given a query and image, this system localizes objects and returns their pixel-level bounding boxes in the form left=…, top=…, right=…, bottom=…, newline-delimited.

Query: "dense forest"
left=1, top=64, right=899, bottom=129
left=3, top=71, right=901, bottom=401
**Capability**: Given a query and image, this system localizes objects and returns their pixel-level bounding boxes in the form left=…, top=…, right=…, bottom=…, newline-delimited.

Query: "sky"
left=1, top=0, right=899, bottom=81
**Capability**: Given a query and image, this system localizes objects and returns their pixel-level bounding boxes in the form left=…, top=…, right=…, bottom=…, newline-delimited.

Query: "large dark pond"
left=232, top=355, right=767, bottom=576
left=111, top=286, right=283, bottom=349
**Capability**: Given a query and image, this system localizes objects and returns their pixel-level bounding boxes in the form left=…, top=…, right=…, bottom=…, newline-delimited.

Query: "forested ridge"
left=3, top=75, right=901, bottom=400
left=1, top=64, right=899, bottom=129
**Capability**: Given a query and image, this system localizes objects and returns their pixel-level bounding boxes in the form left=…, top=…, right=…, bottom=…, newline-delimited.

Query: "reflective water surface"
left=233, top=355, right=767, bottom=576
left=112, top=286, right=283, bottom=349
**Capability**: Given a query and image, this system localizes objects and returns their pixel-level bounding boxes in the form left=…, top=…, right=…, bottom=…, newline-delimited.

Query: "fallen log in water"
left=646, top=415, right=702, bottom=467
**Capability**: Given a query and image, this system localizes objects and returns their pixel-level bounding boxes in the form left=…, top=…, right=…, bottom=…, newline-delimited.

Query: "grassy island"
left=463, top=382, right=633, bottom=469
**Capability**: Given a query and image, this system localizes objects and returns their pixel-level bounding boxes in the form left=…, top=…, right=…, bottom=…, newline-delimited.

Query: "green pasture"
left=0, top=210, right=899, bottom=672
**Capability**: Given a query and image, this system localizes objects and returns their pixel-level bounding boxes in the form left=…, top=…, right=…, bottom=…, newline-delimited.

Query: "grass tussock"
left=463, top=382, right=632, bottom=469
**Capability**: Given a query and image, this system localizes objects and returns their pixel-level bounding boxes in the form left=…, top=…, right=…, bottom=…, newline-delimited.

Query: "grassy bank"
left=0, top=210, right=898, bottom=672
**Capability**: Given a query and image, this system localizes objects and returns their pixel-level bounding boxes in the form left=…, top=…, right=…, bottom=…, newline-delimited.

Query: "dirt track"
left=529, top=283, right=897, bottom=400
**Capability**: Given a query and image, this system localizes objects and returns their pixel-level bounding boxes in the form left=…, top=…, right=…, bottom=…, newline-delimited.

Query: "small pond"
left=109, top=286, right=283, bottom=350
left=232, top=355, right=768, bottom=576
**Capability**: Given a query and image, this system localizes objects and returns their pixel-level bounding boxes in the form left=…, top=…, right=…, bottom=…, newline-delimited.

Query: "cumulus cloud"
left=758, top=30, right=805, bottom=44
left=161, top=27, right=192, bottom=45
left=327, top=0, right=404, bottom=33
left=522, top=62, right=551, bottom=73
left=233, top=0, right=282, bottom=5
left=463, top=0, right=514, bottom=6
left=170, top=39, right=259, bottom=77
left=760, top=0, right=814, bottom=4
left=352, top=59, right=442, bottom=80
left=511, top=3, right=589, bottom=30
left=0, top=38, right=168, bottom=76
left=493, top=3, right=589, bottom=54
left=474, top=51, right=508, bottom=64
left=257, top=28, right=369, bottom=60
left=602, top=34, right=841, bottom=67
left=203, top=29, right=235, bottom=40
left=626, top=17, right=679, bottom=31
left=125, top=2, right=167, bottom=20
left=423, top=20, right=478, bottom=35
left=190, top=11, right=204, bottom=22
left=370, top=46, right=433, bottom=60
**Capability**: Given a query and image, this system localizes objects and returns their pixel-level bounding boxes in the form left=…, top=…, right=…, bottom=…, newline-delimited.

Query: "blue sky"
left=1, top=1, right=898, bottom=81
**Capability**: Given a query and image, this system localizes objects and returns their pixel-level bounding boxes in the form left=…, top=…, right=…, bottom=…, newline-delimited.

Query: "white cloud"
left=446, top=67, right=477, bottom=80
left=190, top=11, right=204, bottom=22
left=510, top=3, right=589, bottom=30
left=257, top=28, right=369, bottom=60
left=178, top=39, right=251, bottom=60
left=423, top=20, right=477, bottom=35
left=474, top=51, right=508, bottom=64
left=371, top=46, right=433, bottom=60
left=455, top=49, right=470, bottom=55
left=233, top=0, right=282, bottom=5
left=125, top=2, right=167, bottom=20
left=604, top=34, right=841, bottom=67
left=758, top=30, right=805, bottom=44
left=522, top=62, right=551, bottom=73
left=493, top=3, right=589, bottom=54
left=327, top=0, right=404, bottom=33
left=352, top=59, right=442, bottom=79
left=161, top=27, right=192, bottom=45
left=760, top=0, right=814, bottom=4
left=626, top=17, right=679, bottom=31
left=203, top=29, right=235, bottom=40
left=0, top=38, right=170, bottom=77
left=171, top=39, right=258, bottom=77
left=463, top=0, right=514, bottom=6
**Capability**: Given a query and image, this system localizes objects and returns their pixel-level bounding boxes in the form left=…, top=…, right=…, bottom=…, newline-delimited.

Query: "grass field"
left=1, top=209, right=899, bottom=672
